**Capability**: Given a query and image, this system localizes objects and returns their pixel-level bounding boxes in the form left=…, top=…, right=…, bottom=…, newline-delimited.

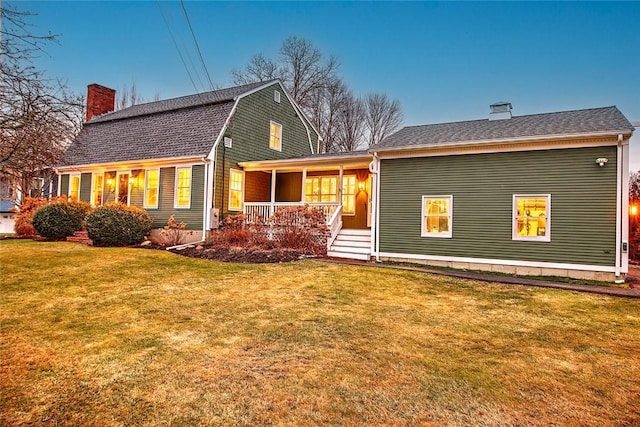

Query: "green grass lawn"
left=1, top=240, right=639, bottom=426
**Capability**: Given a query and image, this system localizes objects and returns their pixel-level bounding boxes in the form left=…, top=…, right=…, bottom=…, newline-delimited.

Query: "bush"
left=31, top=200, right=92, bottom=240
left=160, top=215, right=187, bottom=246
left=13, top=196, right=64, bottom=237
left=268, top=205, right=328, bottom=254
left=86, top=203, right=153, bottom=246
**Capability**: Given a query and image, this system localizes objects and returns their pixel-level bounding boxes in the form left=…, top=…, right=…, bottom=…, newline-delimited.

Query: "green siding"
left=144, top=165, right=204, bottom=230
left=379, top=146, right=618, bottom=267
left=215, top=84, right=317, bottom=217
left=79, top=173, right=92, bottom=202
left=59, top=174, right=69, bottom=196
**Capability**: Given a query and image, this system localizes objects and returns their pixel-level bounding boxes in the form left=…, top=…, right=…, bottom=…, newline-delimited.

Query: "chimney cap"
left=489, top=101, right=512, bottom=120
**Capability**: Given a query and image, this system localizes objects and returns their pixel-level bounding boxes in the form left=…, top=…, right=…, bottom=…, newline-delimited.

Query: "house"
left=58, top=82, right=634, bottom=282
left=369, top=103, right=634, bottom=282
left=57, top=80, right=320, bottom=242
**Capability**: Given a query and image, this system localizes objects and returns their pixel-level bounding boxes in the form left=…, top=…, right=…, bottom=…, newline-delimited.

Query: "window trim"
left=228, top=168, right=244, bottom=212
left=174, top=166, right=192, bottom=209
left=274, top=90, right=281, bottom=103
left=90, top=172, right=104, bottom=207
left=269, top=121, right=282, bottom=152
left=144, top=169, right=160, bottom=209
left=68, top=173, right=81, bottom=202
left=341, top=175, right=357, bottom=216
left=421, top=195, right=453, bottom=238
left=512, top=194, right=551, bottom=242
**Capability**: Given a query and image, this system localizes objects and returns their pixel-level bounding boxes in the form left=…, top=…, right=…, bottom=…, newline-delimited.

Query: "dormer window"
left=274, top=90, right=281, bottom=103
left=269, top=121, right=282, bottom=151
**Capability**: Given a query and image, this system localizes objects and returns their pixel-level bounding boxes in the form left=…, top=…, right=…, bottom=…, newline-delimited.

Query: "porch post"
left=271, top=169, right=277, bottom=217
left=301, top=168, right=307, bottom=203
left=338, top=165, right=344, bottom=205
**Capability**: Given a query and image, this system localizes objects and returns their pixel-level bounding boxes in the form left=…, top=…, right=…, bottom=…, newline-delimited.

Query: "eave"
left=239, top=152, right=373, bottom=172
left=370, top=130, right=632, bottom=159
left=56, top=155, right=207, bottom=173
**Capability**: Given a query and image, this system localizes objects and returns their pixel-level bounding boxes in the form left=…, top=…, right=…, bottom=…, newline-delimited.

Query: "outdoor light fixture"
left=358, top=181, right=366, bottom=191
left=596, top=157, right=608, bottom=167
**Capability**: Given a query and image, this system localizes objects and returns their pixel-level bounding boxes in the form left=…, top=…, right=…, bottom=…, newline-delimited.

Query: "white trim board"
left=377, top=252, right=616, bottom=273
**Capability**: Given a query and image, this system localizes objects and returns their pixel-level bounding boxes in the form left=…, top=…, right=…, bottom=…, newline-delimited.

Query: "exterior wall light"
left=596, top=157, right=608, bottom=167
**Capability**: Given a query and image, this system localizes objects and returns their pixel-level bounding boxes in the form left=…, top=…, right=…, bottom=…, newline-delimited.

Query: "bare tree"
left=363, top=93, right=403, bottom=147
left=117, top=81, right=146, bottom=109
left=232, top=53, right=283, bottom=85
left=335, top=91, right=365, bottom=152
left=308, top=77, right=349, bottom=153
left=0, top=4, right=84, bottom=202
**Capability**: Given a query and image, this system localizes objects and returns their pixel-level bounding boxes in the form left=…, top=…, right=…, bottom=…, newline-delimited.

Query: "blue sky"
left=15, top=1, right=640, bottom=166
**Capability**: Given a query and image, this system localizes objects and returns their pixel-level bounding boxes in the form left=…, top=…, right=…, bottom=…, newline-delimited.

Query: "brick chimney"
left=86, top=84, right=116, bottom=122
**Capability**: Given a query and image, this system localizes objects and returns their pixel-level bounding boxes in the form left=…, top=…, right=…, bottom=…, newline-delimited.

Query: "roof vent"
left=489, top=102, right=512, bottom=121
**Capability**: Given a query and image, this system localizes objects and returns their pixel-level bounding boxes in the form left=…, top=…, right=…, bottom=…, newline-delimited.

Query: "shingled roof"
left=60, top=80, right=276, bottom=166
left=376, top=106, right=634, bottom=151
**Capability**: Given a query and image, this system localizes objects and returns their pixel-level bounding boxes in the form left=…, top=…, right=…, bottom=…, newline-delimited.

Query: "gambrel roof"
left=376, top=106, right=634, bottom=151
left=60, top=81, right=276, bottom=167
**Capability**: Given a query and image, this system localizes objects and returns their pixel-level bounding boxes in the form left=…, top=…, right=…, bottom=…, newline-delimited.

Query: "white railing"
left=244, top=202, right=338, bottom=223
left=326, top=204, right=343, bottom=248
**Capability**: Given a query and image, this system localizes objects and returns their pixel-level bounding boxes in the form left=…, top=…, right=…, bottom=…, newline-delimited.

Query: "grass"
left=1, top=240, right=639, bottom=426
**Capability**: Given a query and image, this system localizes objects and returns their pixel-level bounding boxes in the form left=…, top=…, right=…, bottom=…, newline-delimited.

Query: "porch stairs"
left=66, top=230, right=93, bottom=245
left=327, top=229, right=371, bottom=261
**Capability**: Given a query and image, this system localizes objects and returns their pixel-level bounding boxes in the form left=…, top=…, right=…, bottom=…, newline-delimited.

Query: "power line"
left=179, top=0, right=215, bottom=91
left=156, top=1, right=201, bottom=95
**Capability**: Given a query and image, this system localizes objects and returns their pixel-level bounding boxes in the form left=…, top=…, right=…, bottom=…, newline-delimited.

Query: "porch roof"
left=239, top=150, right=372, bottom=172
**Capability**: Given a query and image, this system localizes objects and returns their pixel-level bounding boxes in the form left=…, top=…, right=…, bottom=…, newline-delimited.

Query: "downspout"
left=615, top=133, right=625, bottom=282
left=369, top=152, right=381, bottom=262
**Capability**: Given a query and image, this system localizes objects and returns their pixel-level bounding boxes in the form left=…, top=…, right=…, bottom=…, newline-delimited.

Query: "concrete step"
left=332, top=239, right=370, bottom=248
left=329, top=245, right=370, bottom=255
left=335, top=234, right=370, bottom=243
left=339, top=229, right=371, bottom=236
left=327, top=250, right=371, bottom=261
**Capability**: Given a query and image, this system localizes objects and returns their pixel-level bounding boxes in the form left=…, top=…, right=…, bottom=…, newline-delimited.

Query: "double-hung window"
left=513, top=194, right=550, bottom=241
left=341, top=176, right=357, bottom=215
left=229, top=169, right=244, bottom=211
left=91, top=173, right=104, bottom=206
left=421, top=195, right=453, bottom=238
left=144, top=169, right=160, bottom=209
left=69, top=174, right=81, bottom=202
left=175, top=167, right=191, bottom=208
left=305, top=176, right=338, bottom=203
left=270, top=121, right=282, bottom=151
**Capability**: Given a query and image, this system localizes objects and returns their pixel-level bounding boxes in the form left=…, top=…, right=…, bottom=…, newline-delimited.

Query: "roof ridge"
left=88, top=79, right=279, bottom=124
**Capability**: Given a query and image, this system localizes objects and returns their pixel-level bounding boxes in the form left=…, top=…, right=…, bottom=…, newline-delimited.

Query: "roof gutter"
left=55, top=155, right=206, bottom=173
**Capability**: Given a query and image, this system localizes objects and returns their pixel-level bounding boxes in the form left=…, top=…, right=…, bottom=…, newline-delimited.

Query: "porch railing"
left=326, top=204, right=343, bottom=248
left=244, top=202, right=339, bottom=223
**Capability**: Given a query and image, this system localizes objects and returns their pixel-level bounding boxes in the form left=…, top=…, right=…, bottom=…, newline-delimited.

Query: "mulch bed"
left=168, top=244, right=314, bottom=263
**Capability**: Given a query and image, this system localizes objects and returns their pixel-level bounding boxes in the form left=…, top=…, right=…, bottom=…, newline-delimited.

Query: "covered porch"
left=238, top=152, right=375, bottom=258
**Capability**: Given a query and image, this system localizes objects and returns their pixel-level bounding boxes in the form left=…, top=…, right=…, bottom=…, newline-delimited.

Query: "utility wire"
left=180, top=0, right=215, bottom=91
left=156, top=1, right=202, bottom=95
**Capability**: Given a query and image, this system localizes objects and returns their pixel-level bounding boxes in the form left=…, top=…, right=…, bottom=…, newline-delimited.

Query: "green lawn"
left=1, top=240, right=639, bottom=426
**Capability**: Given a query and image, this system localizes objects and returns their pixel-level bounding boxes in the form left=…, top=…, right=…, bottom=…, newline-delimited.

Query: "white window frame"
left=68, top=173, right=81, bottom=201
left=269, top=121, right=282, bottom=152
left=90, top=172, right=104, bottom=207
left=228, top=168, right=244, bottom=212
left=274, top=90, right=281, bottom=103
left=341, top=175, right=357, bottom=216
left=144, top=169, right=160, bottom=209
left=31, top=177, right=45, bottom=197
left=421, top=195, right=453, bottom=238
left=513, top=194, right=551, bottom=242
left=174, top=166, right=192, bottom=209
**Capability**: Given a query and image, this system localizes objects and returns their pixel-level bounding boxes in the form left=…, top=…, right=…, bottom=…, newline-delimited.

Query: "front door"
left=116, top=172, right=129, bottom=204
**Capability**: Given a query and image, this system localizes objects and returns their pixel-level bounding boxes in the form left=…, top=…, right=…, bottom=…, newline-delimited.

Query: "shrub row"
left=86, top=203, right=153, bottom=246
left=32, top=200, right=91, bottom=240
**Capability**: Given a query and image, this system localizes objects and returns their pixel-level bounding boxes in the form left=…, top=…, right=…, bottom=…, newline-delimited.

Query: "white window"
left=274, top=90, right=281, bottom=103
left=68, top=174, right=81, bottom=202
left=144, top=169, right=160, bottom=209
left=305, top=176, right=338, bottom=203
left=269, top=121, right=282, bottom=151
left=513, top=194, right=550, bottom=242
left=116, top=171, right=131, bottom=205
left=91, top=173, right=104, bottom=206
left=229, top=169, right=244, bottom=211
left=174, top=167, right=191, bottom=209
left=31, top=178, right=44, bottom=197
left=421, top=196, right=453, bottom=238
left=342, top=176, right=357, bottom=215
